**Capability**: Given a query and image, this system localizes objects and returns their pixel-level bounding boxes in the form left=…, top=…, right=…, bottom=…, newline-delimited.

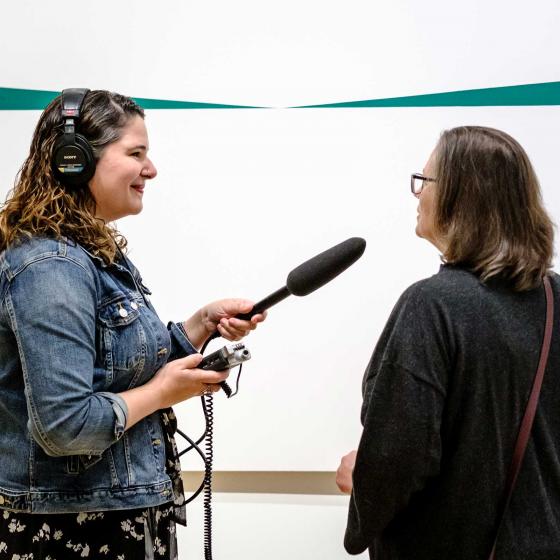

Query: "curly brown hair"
left=433, top=126, right=554, bottom=291
left=0, top=90, right=145, bottom=263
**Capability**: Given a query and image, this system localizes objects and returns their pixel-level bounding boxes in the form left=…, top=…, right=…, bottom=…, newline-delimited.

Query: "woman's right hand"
left=120, top=354, right=230, bottom=430
left=149, top=354, right=230, bottom=409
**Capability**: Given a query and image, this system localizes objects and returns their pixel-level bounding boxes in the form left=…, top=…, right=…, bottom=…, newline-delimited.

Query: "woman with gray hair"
left=337, top=126, right=558, bottom=559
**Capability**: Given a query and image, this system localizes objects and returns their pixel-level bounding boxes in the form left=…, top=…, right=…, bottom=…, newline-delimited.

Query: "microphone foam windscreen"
left=286, top=237, right=366, bottom=296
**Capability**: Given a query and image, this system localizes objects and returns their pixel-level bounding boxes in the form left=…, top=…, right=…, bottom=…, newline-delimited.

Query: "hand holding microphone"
left=197, top=237, right=367, bottom=395
left=182, top=299, right=267, bottom=350
left=184, top=237, right=366, bottom=352
left=208, top=236, right=367, bottom=336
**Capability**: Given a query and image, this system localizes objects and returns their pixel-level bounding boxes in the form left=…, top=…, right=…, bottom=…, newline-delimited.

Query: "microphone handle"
left=205, top=285, right=291, bottom=345
left=235, top=285, right=290, bottom=320
left=203, top=285, right=290, bottom=394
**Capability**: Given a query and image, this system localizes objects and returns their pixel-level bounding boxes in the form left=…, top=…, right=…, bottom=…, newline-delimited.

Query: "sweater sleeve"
left=344, top=283, right=449, bottom=554
left=345, top=360, right=445, bottom=554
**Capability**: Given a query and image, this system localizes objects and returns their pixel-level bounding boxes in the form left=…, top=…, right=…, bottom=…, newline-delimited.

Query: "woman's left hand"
left=184, top=299, right=267, bottom=348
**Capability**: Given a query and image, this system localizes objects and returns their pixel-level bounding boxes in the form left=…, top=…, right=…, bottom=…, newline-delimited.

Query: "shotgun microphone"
left=207, top=236, right=366, bottom=396
left=207, top=237, right=367, bottom=344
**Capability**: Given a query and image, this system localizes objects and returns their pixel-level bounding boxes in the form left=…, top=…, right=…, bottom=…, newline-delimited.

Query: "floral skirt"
left=0, top=503, right=177, bottom=560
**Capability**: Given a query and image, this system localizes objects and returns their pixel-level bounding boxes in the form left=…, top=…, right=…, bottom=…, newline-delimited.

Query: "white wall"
left=1, top=1, right=559, bottom=557
left=177, top=493, right=360, bottom=560
left=124, top=106, right=560, bottom=472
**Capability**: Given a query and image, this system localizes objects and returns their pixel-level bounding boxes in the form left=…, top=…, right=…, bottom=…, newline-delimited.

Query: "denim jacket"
left=0, top=236, right=196, bottom=513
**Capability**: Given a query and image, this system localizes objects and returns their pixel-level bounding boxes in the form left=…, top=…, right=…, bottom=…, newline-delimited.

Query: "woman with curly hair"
left=0, top=89, right=265, bottom=559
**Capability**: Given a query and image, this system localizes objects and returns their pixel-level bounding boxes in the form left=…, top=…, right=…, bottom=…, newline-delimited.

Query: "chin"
left=110, top=206, right=143, bottom=221
left=128, top=202, right=144, bottom=216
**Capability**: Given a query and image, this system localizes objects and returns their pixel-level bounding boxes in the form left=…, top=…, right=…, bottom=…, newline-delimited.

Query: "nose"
left=142, top=158, right=157, bottom=180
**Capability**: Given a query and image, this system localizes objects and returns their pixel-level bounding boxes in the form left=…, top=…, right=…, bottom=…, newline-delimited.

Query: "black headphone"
left=52, top=88, right=96, bottom=188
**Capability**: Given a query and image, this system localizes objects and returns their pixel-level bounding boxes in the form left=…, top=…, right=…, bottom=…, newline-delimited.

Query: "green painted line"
left=0, top=87, right=60, bottom=110
left=0, top=87, right=262, bottom=110
left=294, top=81, right=560, bottom=108
left=2, top=82, right=559, bottom=111
left=132, top=97, right=262, bottom=110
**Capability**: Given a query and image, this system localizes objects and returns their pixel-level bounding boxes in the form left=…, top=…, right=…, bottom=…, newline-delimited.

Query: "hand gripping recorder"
left=198, top=343, right=251, bottom=397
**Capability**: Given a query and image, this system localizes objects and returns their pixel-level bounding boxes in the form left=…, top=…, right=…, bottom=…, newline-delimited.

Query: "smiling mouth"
left=131, top=185, right=144, bottom=193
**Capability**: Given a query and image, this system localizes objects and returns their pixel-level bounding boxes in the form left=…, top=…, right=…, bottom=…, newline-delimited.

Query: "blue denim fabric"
left=0, top=236, right=197, bottom=513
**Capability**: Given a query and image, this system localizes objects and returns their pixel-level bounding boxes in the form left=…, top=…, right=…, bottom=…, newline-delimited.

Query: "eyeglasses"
left=410, top=173, right=436, bottom=196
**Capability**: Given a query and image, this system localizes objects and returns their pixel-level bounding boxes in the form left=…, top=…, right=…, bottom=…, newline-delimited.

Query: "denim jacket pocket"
left=97, top=293, right=146, bottom=388
left=98, top=293, right=141, bottom=328
left=66, top=453, right=103, bottom=475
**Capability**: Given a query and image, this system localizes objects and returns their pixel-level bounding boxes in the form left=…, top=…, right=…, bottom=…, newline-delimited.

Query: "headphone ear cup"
left=74, top=134, right=96, bottom=184
left=52, top=133, right=96, bottom=188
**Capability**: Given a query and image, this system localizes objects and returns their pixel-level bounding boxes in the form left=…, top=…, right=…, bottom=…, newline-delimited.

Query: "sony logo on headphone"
left=63, top=155, right=78, bottom=160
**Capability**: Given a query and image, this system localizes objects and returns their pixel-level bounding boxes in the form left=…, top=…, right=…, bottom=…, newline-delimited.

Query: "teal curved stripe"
left=1, top=82, right=559, bottom=110
left=0, top=87, right=261, bottom=110
left=295, top=81, right=560, bottom=108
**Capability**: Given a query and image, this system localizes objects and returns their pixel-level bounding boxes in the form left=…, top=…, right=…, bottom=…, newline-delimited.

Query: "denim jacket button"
left=130, top=301, right=138, bottom=310
left=118, top=307, right=128, bottom=318
left=0, top=496, right=4, bottom=505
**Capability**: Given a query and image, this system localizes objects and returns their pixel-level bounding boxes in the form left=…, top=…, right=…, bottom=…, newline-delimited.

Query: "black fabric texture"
left=345, top=265, right=560, bottom=560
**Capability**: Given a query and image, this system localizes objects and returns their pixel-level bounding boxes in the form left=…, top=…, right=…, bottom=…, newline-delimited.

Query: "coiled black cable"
left=203, top=392, right=214, bottom=560
left=178, top=419, right=207, bottom=506
left=176, top=338, right=245, bottom=560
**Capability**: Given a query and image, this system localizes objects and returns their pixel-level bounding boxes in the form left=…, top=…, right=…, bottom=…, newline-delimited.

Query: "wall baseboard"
left=182, top=471, right=342, bottom=495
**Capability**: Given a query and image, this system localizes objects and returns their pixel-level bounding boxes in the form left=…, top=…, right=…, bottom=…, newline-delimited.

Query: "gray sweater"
left=345, top=265, right=560, bottom=560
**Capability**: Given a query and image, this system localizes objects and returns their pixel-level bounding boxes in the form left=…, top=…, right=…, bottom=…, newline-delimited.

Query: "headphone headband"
left=61, top=88, right=90, bottom=118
